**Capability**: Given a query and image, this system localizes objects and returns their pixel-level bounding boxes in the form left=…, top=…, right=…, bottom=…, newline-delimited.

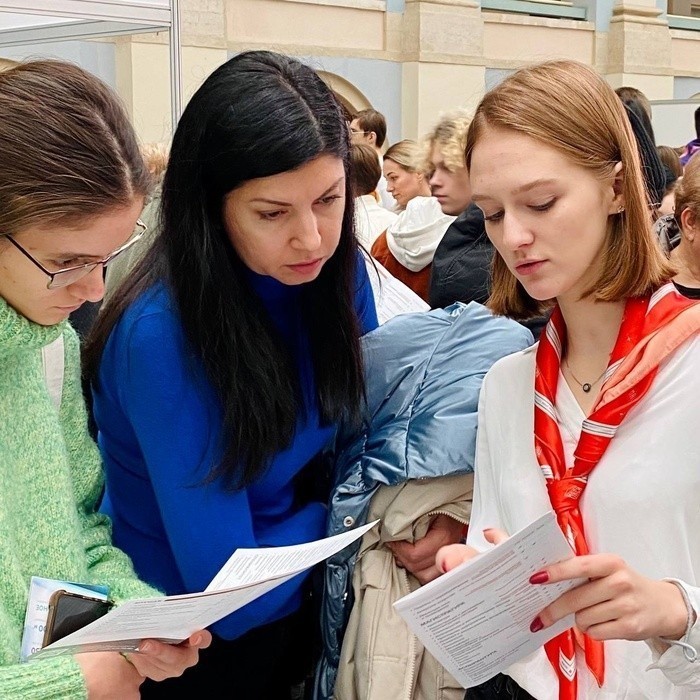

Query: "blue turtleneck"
left=93, top=261, right=377, bottom=639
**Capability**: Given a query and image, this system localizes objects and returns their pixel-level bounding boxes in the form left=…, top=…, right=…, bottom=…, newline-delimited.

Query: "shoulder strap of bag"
left=41, top=335, right=65, bottom=410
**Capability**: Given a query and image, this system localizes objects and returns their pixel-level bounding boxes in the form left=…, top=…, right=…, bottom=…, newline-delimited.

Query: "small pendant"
left=582, top=383, right=592, bottom=393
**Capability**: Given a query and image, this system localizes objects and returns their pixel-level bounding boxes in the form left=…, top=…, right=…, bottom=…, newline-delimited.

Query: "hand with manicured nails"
left=527, top=555, right=691, bottom=645
left=437, top=531, right=692, bottom=648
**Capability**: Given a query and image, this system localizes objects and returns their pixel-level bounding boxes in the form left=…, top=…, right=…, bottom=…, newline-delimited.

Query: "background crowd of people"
left=0, top=47, right=699, bottom=700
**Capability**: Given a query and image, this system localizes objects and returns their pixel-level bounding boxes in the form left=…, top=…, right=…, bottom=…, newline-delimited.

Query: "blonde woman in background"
left=371, top=139, right=454, bottom=301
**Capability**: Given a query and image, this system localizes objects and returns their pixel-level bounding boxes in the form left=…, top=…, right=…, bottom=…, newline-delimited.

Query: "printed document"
left=31, top=520, right=377, bottom=660
left=394, top=512, right=583, bottom=688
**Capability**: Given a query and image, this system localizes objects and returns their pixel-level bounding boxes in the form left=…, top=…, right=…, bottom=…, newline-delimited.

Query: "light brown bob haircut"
left=0, top=60, right=151, bottom=236
left=384, top=139, right=426, bottom=175
left=349, top=143, right=382, bottom=197
left=465, top=59, right=674, bottom=320
left=674, top=152, right=700, bottom=229
left=421, top=108, right=471, bottom=174
left=657, top=145, right=683, bottom=180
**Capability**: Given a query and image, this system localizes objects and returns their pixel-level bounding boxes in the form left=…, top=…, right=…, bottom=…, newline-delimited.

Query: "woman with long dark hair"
left=85, top=50, right=378, bottom=697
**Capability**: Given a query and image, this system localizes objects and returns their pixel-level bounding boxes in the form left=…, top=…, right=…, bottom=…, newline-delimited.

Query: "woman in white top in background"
left=350, top=143, right=398, bottom=249
left=437, top=59, right=700, bottom=700
left=371, top=139, right=454, bottom=301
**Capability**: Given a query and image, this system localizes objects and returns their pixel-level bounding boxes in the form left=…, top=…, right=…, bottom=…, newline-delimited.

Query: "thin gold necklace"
left=563, top=358, right=606, bottom=393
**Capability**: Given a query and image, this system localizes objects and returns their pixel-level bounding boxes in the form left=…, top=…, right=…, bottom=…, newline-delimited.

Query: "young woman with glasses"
left=0, top=60, right=210, bottom=699
left=4, top=220, right=146, bottom=292
left=83, top=50, right=384, bottom=699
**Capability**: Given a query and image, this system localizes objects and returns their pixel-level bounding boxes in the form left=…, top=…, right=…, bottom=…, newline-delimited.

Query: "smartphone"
left=42, top=590, right=112, bottom=647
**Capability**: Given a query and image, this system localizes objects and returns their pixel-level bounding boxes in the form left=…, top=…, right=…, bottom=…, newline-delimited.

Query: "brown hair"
left=675, top=153, right=700, bottom=229
left=421, top=109, right=470, bottom=173
left=384, top=139, right=425, bottom=174
left=349, top=143, right=381, bottom=197
left=353, top=108, right=387, bottom=148
left=615, top=86, right=652, bottom=120
left=465, top=60, right=673, bottom=319
left=0, top=59, right=151, bottom=235
left=657, top=145, right=683, bottom=180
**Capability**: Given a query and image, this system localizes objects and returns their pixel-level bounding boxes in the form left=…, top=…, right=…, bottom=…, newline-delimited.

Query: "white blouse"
left=468, top=337, right=700, bottom=699
left=354, top=194, right=398, bottom=249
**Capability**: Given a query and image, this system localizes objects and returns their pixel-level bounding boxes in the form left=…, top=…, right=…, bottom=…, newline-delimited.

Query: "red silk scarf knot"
left=533, top=284, right=700, bottom=700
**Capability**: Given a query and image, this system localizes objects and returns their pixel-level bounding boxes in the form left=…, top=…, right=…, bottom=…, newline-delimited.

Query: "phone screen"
left=43, top=591, right=112, bottom=647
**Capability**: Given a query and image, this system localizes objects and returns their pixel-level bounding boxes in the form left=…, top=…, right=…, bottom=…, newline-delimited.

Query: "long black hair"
left=85, top=51, right=366, bottom=490
left=623, top=103, right=666, bottom=211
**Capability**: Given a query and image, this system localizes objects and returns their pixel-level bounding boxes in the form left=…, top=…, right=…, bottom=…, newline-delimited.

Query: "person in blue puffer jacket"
left=315, top=301, right=534, bottom=699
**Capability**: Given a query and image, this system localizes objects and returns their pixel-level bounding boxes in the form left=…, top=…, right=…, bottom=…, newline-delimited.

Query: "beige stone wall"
left=226, top=0, right=387, bottom=56
left=402, top=61, right=485, bottom=137
left=115, top=0, right=229, bottom=142
left=671, top=29, right=700, bottom=79
left=113, top=0, right=700, bottom=143
left=483, top=13, right=595, bottom=68
left=116, top=38, right=227, bottom=143
left=182, top=0, right=227, bottom=48
left=401, top=0, right=483, bottom=63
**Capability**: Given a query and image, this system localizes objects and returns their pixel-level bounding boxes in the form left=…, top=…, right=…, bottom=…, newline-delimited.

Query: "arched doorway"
left=318, top=70, right=372, bottom=119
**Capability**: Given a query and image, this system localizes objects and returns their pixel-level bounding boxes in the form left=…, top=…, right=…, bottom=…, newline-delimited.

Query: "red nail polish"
left=530, top=617, right=544, bottom=633
left=529, top=571, right=549, bottom=584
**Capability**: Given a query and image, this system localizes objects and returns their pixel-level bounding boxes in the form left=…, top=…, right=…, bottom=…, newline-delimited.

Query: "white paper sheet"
left=206, top=523, right=377, bottom=590
left=31, top=520, right=377, bottom=660
left=394, top=512, right=584, bottom=688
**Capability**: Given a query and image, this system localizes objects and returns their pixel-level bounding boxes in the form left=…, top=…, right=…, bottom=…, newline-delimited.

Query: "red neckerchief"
left=534, top=283, right=700, bottom=699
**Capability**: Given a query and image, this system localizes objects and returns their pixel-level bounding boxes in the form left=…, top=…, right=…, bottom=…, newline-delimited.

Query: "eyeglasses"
left=349, top=128, right=369, bottom=135
left=6, top=219, right=147, bottom=289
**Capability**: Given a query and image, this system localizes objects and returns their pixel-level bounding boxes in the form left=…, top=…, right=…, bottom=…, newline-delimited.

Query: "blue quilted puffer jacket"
left=314, top=302, right=534, bottom=700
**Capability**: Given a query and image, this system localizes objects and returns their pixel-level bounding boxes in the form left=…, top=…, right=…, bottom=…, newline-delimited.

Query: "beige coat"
left=334, top=473, right=473, bottom=700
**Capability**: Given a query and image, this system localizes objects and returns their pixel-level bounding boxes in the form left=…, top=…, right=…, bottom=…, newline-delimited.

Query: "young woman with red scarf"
left=437, top=60, right=700, bottom=700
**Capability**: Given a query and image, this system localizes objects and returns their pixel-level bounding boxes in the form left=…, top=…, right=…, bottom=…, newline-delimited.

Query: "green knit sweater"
left=0, top=299, right=158, bottom=698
